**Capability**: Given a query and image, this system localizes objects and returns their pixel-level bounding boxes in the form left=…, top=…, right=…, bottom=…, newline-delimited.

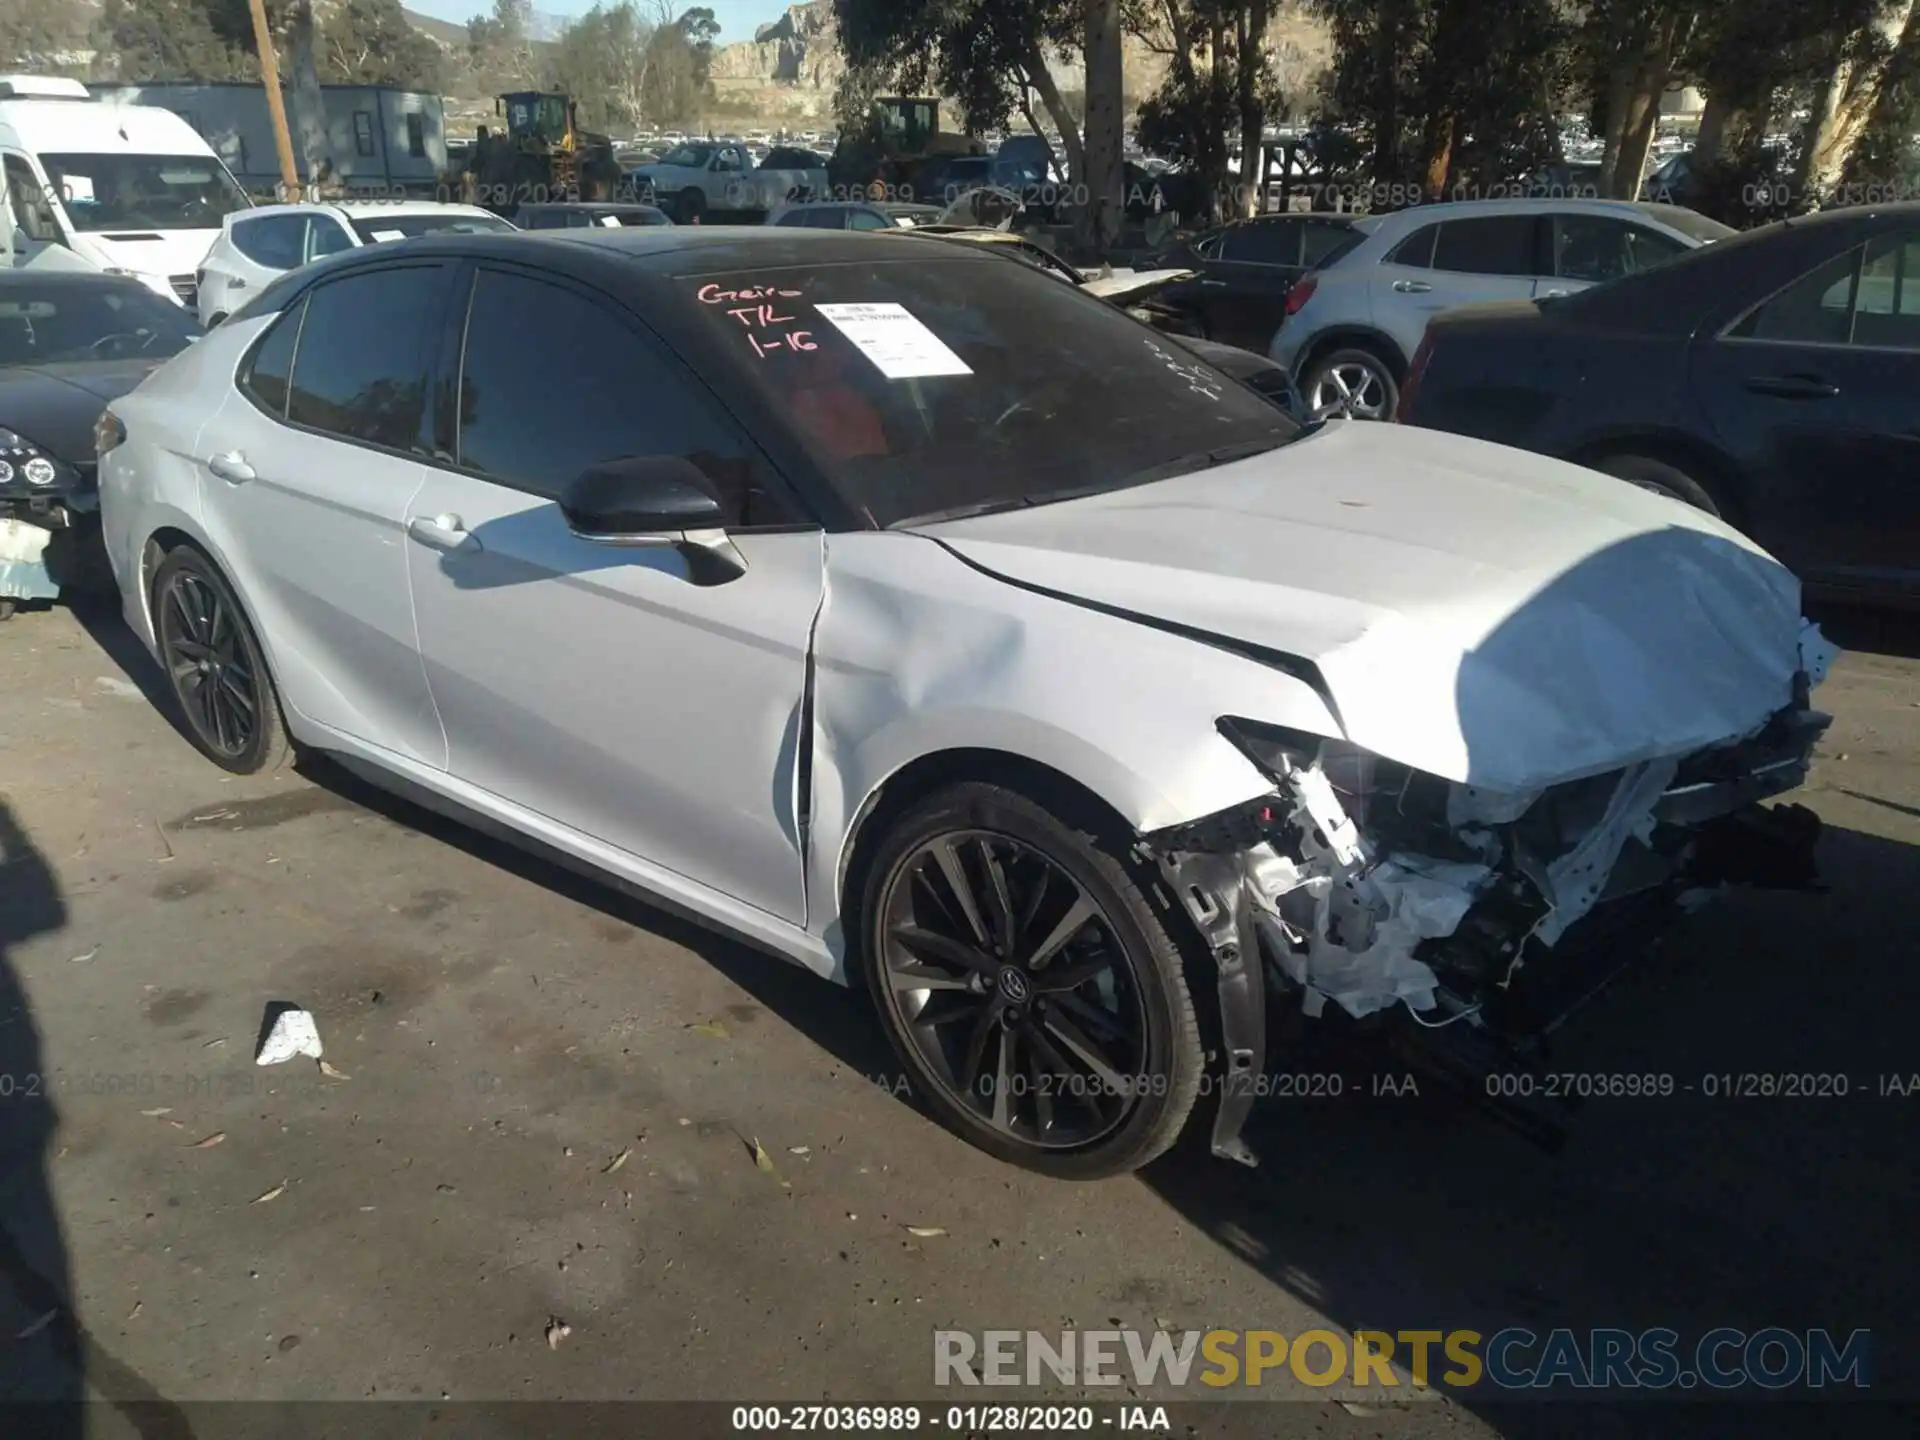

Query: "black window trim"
left=236, top=293, right=309, bottom=420
left=234, top=259, right=452, bottom=463
left=441, top=257, right=821, bottom=532
left=1383, top=222, right=1437, bottom=269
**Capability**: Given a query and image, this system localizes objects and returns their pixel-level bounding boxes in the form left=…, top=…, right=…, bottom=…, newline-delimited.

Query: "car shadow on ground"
left=1138, top=815, right=1920, bottom=1435
left=56, top=594, right=1920, bottom=1434
left=0, top=802, right=194, bottom=1436
left=1809, top=603, right=1920, bottom=663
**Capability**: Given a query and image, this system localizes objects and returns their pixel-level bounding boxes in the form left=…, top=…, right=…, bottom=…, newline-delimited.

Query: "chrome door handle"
left=408, top=513, right=480, bottom=553
left=1393, top=279, right=1432, bottom=293
left=1200, top=279, right=1228, bottom=287
left=207, top=452, right=255, bottom=483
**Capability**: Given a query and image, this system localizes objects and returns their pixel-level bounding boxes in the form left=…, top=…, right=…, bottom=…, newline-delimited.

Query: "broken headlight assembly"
left=0, top=428, right=75, bottom=492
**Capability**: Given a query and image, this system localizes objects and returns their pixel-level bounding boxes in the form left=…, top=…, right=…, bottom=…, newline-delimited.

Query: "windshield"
left=41, top=153, right=249, bottom=233
left=660, top=144, right=713, bottom=168
left=682, top=255, right=1298, bottom=528
left=349, top=213, right=516, bottom=242
left=0, top=279, right=201, bottom=366
left=1639, top=203, right=1737, bottom=244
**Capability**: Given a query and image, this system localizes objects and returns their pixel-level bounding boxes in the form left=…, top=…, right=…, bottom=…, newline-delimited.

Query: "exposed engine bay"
left=1145, top=625, right=1838, bottom=1165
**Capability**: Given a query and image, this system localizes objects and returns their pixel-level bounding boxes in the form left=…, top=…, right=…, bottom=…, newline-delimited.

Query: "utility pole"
left=246, top=0, right=302, bottom=199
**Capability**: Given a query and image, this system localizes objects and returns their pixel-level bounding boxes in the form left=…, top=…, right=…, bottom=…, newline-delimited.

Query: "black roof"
left=231, top=223, right=999, bottom=321
left=516, top=201, right=666, bottom=214
left=416, top=225, right=1002, bottom=276
left=0, top=269, right=153, bottom=292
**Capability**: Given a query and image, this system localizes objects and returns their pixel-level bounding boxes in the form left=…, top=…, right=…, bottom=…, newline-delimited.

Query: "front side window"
left=285, top=265, right=442, bottom=450
left=4, top=155, right=62, bottom=242
left=1730, top=248, right=1859, bottom=346
left=306, top=217, right=354, bottom=259
left=1553, top=215, right=1685, bottom=283
left=679, top=252, right=1298, bottom=528
left=848, top=209, right=892, bottom=231
left=406, top=113, right=427, bottom=160
left=454, top=269, right=775, bottom=523
left=660, top=144, right=714, bottom=168
left=353, top=113, right=376, bottom=158
left=1849, top=234, right=1920, bottom=348
left=40, top=153, right=248, bottom=232
left=1430, top=215, right=1540, bottom=276
left=232, top=214, right=308, bottom=269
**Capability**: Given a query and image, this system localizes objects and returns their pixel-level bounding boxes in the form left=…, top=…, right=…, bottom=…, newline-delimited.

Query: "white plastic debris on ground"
left=255, top=1007, right=324, bottom=1064
left=0, top=518, right=59, bottom=603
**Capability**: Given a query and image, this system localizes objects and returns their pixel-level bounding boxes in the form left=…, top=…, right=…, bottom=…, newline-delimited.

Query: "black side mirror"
left=559, top=455, right=744, bottom=584
left=561, top=455, right=722, bottom=536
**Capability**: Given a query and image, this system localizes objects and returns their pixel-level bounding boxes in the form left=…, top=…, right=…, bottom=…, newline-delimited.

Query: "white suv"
left=1268, top=198, right=1732, bottom=420
left=196, top=201, right=515, bottom=326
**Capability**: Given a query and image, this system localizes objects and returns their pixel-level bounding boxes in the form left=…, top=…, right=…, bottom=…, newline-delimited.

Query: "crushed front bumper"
left=1143, top=686, right=1832, bottom=1165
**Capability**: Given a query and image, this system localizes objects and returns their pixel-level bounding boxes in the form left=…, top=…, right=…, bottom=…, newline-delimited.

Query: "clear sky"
left=403, top=0, right=792, bottom=43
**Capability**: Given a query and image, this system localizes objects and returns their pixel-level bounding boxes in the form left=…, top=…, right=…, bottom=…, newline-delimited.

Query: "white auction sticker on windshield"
left=369, top=229, right=407, bottom=243
left=813, top=303, right=971, bottom=379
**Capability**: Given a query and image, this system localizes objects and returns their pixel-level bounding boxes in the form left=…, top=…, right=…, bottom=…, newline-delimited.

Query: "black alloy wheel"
left=862, top=784, right=1203, bottom=1178
left=152, top=548, right=290, bottom=774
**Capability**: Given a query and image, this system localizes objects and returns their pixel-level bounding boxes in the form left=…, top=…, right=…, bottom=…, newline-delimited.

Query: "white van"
left=1, top=75, right=252, bottom=308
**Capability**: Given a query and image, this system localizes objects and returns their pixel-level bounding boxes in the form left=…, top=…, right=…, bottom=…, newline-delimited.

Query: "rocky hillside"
left=706, top=1, right=1330, bottom=122
left=710, top=1, right=843, bottom=90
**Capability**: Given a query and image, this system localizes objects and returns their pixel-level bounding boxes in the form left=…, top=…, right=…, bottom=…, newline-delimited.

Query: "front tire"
left=859, top=782, right=1204, bottom=1179
left=1592, top=453, right=1723, bottom=517
left=675, top=189, right=706, bottom=225
left=151, top=547, right=291, bottom=775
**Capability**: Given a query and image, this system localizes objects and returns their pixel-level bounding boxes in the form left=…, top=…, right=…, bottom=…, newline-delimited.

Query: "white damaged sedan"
left=98, top=228, right=1833, bottom=1177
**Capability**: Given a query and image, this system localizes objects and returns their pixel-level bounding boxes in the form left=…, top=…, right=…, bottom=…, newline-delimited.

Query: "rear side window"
left=232, top=215, right=307, bottom=270
left=1221, top=221, right=1300, bottom=265
left=1431, top=216, right=1540, bottom=276
left=453, top=268, right=782, bottom=523
left=1386, top=224, right=1438, bottom=269
left=286, top=264, right=443, bottom=451
left=848, top=210, right=892, bottom=231
left=239, top=297, right=305, bottom=416
left=1301, top=221, right=1357, bottom=266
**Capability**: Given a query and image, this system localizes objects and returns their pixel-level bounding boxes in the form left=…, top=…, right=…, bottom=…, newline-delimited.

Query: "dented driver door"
left=405, top=264, right=824, bottom=924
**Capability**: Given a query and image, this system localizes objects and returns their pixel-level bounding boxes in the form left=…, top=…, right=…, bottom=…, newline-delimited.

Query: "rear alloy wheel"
left=1304, top=347, right=1399, bottom=421
left=1593, top=453, right=1723, bottom=517
left=152, top=548, right=290, bottom=775
left=861, top=783, right=1204, bottom=1179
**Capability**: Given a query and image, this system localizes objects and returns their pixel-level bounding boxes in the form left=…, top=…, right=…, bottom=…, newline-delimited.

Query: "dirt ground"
left=2, top=598, right=1918, bottom=1438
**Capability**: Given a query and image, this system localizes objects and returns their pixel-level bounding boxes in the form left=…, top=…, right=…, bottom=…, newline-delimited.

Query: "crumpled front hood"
left=913, top=422, right=1816, bottom=794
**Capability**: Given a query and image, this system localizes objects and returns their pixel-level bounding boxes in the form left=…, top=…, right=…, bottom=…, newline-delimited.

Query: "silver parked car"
left=1269, top=198, right=1734, bottom=421
left=99, top=228, right=1831, bottom=1178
